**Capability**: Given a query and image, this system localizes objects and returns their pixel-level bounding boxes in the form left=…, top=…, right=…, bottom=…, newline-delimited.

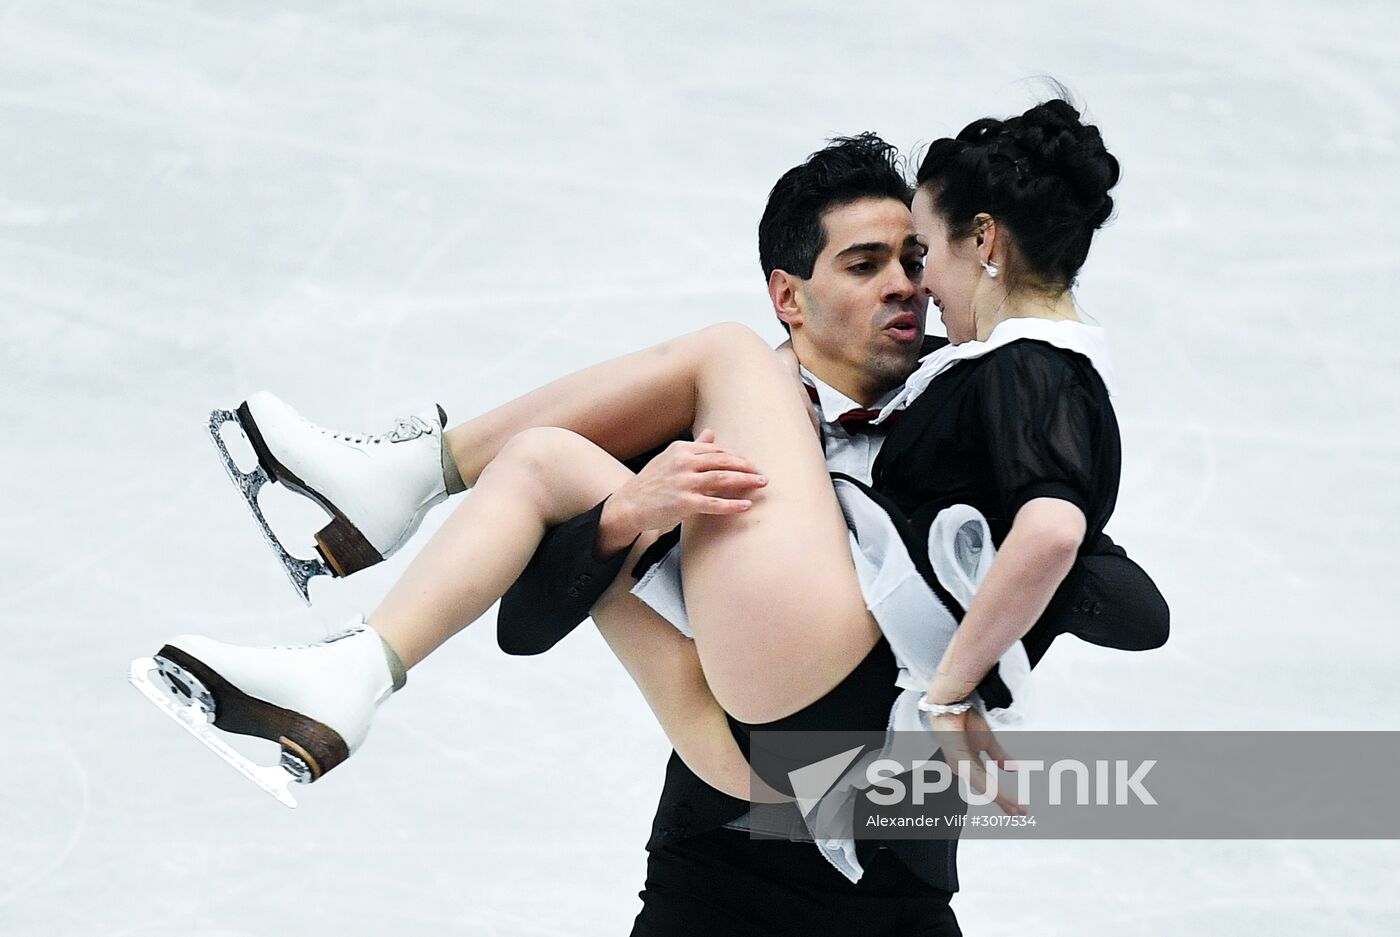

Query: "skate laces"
left=383, top=415, right=434, bottom=443
left=269, top=625, right=366, bottom=650
left=312, top=414, right=435, bottom=446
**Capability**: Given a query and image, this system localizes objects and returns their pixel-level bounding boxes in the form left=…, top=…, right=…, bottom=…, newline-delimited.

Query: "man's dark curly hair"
left=758, top=133, right=911, bottom=283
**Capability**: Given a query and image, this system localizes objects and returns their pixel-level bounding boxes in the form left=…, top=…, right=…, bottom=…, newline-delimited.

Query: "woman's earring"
left=982, top=261, right=999, bottom=279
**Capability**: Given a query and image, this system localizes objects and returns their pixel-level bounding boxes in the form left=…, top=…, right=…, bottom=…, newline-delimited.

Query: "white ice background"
left=2, top=1, right=1398, bottom=934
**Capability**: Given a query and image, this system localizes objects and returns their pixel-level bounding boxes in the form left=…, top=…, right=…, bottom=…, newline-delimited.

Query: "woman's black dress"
left=873, top=337, right=1123, bottom=686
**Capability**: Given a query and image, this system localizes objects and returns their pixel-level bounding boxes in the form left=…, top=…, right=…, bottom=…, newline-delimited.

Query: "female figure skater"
left=138, top=100, right=1158, bottom=821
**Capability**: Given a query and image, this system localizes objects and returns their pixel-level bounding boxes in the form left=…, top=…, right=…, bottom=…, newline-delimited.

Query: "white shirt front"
left=799, top=367, right=898, bottom=486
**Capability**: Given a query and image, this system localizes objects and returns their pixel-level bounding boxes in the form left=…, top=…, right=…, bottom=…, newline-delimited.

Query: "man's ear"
left=769, top=269, right=804, bottom=330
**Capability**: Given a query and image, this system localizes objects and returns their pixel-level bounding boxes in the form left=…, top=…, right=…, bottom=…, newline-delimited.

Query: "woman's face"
left=911, top=187, right=981, bottom=344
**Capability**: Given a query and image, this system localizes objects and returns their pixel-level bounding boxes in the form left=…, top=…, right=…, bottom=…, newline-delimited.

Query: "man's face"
left=787, top=197, right=928, bottom=401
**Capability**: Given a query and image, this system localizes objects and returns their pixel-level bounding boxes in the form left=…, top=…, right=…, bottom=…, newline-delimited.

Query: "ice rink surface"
left=3, top=1, right=1399, bottom=934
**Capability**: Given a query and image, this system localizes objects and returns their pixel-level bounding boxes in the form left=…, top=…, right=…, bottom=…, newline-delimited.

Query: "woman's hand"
left=929, top=707, right=1024, bottom=816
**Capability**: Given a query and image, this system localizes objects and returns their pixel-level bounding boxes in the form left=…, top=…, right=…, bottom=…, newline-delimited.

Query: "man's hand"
left=929, top=707, right=1025, bottom=816
left=595, top=429, right=766, bottom=558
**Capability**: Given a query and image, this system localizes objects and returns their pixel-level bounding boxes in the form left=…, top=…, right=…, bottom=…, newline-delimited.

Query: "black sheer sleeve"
left=975, top=341, right=1106, bottom=526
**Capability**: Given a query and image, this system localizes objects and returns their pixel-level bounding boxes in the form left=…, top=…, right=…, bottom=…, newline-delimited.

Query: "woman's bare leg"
left=589, top=567, right=756, bottom=803
left=368, top=417, right=781, bottom=800
left=443, top=333, right=703, bottom=487
left=370, top=426, right=635, bottom=668
left=674, top=328, right=878, bottom=724
left=426, top=323, right=875, bottom=723
left=591, top=583, right=791, bottom=806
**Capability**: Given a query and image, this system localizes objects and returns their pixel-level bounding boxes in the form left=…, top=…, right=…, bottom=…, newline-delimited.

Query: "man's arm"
left=497, top=499, right=630, bottom=655
left=1051, top=532, right=1170, bottom=652
left=497, top=431, right=765, bottom=655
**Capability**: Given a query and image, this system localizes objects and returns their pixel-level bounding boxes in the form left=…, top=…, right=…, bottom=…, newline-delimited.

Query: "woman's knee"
left=485, top=426, right=591, bottom=497
left=486, top=426, right=630, bottom=522
left=492, top=426, right=586, bottom=473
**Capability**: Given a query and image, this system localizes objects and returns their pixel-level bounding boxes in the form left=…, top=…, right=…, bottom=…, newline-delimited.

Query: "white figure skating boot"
left=128, top=619, right=405, bottom=807
left=209, top=392, right=462, bottom=602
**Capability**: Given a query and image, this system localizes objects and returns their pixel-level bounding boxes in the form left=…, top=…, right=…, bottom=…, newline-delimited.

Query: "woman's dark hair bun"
left=1008, top=99, right=1119, bottom=228
left=917, top=92, right=1121, bottom=287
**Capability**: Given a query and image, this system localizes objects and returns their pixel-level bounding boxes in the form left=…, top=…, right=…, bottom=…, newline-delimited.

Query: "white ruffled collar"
left=874, top=317, right=1117, bottom=423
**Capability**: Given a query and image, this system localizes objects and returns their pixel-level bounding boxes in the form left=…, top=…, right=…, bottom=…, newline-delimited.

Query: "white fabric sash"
left=803, top=480, right=1029, bottom=882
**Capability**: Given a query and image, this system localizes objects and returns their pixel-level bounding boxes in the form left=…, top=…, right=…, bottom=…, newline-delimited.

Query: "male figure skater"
left=190, top=134, right=1166, bottom=934
left=495, top=135, right=1168, bottom=935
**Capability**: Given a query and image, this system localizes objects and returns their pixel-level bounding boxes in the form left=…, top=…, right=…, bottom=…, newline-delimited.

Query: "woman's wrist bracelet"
left=917, top=695, right=973, bottom=716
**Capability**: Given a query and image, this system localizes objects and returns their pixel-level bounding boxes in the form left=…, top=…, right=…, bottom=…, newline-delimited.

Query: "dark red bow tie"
left=837, top=408, right=893, bottom=433
left=805, top=384, right=900, bottom=434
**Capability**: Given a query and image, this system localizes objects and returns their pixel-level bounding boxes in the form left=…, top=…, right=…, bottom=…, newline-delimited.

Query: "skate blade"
left=208, top=409, right=330, bottom=605
left=128, top=656, right=302, bottom=808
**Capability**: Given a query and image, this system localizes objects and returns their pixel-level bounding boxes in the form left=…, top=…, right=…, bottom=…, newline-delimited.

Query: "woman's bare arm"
left=926, top=496, right=1086, bottom=704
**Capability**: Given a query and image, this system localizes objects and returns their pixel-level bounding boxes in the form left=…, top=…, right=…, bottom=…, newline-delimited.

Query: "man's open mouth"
left=884, top=313, right=920, bottom=342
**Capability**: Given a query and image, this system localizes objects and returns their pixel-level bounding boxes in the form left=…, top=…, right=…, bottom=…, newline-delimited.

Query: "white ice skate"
left=208, top=392, right=454, bottom=602
left=128, top=620, right=399, bottom=808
